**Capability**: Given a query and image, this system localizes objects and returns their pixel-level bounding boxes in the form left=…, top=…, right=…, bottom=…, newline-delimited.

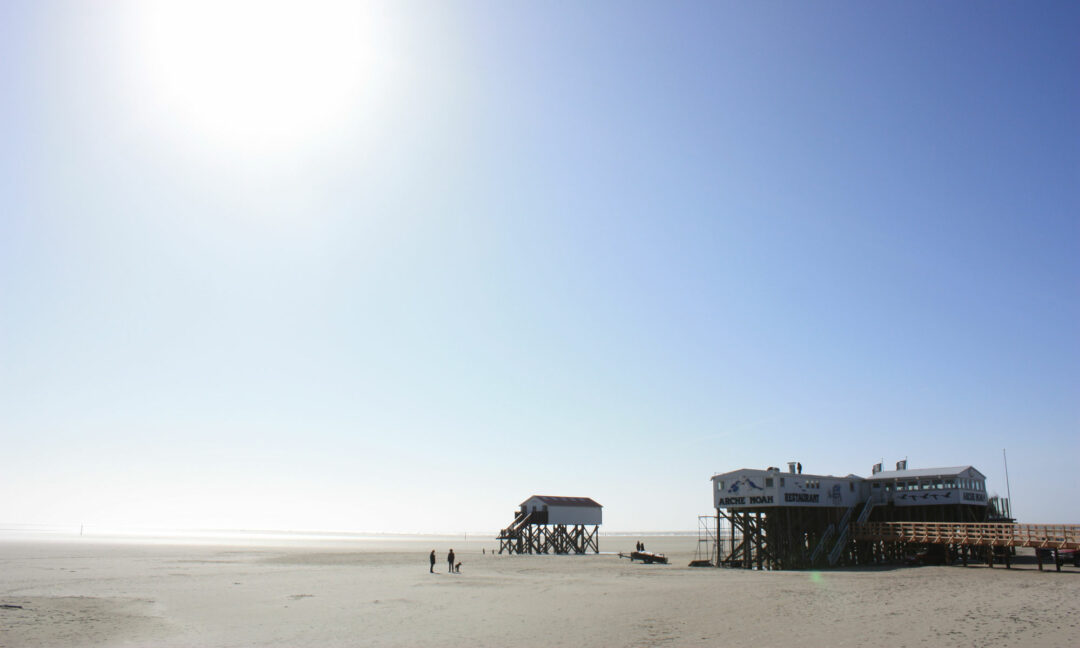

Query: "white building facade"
left=519, top=495, right=603, bottom=526
left=711, top=462, right=988, bottom=512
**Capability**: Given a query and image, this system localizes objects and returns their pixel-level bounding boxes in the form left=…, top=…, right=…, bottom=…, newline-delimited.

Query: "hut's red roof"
left=522, top=495, right=602, bottom=508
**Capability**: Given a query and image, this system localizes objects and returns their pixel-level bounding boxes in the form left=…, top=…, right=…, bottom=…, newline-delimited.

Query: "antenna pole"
left=1003, top=448, right=1013, bottom=519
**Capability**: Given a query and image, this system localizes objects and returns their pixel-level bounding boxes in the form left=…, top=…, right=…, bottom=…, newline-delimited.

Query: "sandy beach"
left=1, top=534, right=1077, bottom=647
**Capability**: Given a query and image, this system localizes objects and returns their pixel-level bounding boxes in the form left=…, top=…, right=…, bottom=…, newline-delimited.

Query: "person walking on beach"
left=429, top=550, right=436, bottom=573
left=447, top=549, right=455, bottom=573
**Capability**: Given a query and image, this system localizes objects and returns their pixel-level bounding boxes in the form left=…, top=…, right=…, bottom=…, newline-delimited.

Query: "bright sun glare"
left=135, top=0, right=379, bottom=151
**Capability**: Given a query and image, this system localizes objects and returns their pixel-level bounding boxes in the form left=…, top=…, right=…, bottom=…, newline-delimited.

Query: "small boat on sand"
left=618, top=550, right=669, bottom=565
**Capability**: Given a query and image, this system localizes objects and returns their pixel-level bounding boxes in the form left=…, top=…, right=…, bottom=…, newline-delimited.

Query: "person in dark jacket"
left=447, top=549, right=455, bottom=573
left=429, top=550, right=436, bottom=573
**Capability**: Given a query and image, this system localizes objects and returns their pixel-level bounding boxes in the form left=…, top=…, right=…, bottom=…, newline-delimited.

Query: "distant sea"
left=0, top=523, right=695, bottom=546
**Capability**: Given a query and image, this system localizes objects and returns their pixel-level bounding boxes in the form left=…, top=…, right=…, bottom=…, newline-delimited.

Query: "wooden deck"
left=854, top=522, right=1080, bottom=550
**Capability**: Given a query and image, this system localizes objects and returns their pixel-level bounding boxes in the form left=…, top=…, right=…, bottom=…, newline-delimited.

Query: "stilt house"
left=497, top=495, right=601, bottom=555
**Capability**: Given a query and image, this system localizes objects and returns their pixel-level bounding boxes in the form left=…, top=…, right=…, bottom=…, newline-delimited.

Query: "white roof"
left=710, top=468, right=858, bottom=482
left=868, top=466, right=985, bottom=481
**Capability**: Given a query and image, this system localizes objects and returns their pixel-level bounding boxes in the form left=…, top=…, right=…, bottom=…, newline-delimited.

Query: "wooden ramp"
left=854, top=522, right=1080, bottom=550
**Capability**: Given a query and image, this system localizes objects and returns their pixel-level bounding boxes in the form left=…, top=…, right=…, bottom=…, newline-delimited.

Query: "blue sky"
left=1, top=1, right=1077, bottom=532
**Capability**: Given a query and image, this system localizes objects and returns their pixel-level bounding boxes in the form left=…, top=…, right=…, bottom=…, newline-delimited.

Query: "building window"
left=717, top=481, right=724, bottom=490
left=780, top=478, right=785, bottom=487
left=849, top=482, right=854, bottom=491
left=765, top=478, right=774, bottom=488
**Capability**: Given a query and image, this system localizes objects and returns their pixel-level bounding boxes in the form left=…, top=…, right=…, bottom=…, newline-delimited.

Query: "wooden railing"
left=854, top=522, right=1080, bottom=550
